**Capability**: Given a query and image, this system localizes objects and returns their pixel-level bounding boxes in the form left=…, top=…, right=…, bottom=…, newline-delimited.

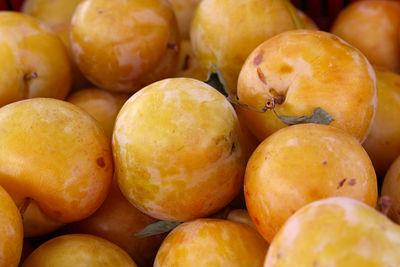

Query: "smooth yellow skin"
left=70, top=0, right=179, bottom=93
left=191, top=0, right=299, bottom=94
left=245, top=124, right=377, bottom=243
left=154, top=219, right=268, bottom=267
left=265, top=197, right=400, bottom=267
left=382, top=156, right=400, bottom=224
left=0, top=12, right=71, bottom=108
left=0, top=98, right=113, bottom=227
left=68, top=88, right=130, bottom=139
left=227, top=209, right=256, bottom=229
left=21, top=234, right=137, bottom=267
left=174, top=39, right=207, bottom=81
left=169, top=0, right=201, bottom=39
left=363, top=67, right=400, bottom=178
left=21, top=0, right=83, bottom=27
left=66, top=178, right=165, bottom=267
left=331, top=1, right=400, bottom=73
left=113, top=78, right=246, bottom=221
left=237, top=30, right=377, bottom=143
left=0, top=186, right=23, bottom=267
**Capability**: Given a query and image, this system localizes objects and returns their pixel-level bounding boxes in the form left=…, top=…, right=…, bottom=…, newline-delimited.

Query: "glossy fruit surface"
left=265, top=197, right=400, bottom=267
left=245, top=124, right=377, bottom=243
left=0, top=11, right=71, bottom=107
left=70, top=0, right=179, bottom=92
left=113, top=78, right=246, bottom=221
left=0, top=98, right=113, bottom=231
left=237, top=30, right=376, bottom=142
left=21, top=234, right=137, bottom=267
left=154, top=219, right=268, bottom=267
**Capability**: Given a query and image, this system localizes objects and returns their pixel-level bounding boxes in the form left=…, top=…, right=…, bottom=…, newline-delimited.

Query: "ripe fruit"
left=190, top=0, right=300, bottom=93
left=21, top=0, right=92, bottom=91
left=331, top=0, right=400, bottom=73
left=67, top=88, right=130, bottom=139
left=382, top=156, right=400, bottom=224
left=0, top=185, right=23, bottom=267
left=237, top=30, right=377, bottom=142
left=154, top=219, right=268, bottom=266
left=363, top=67, right=400, bottom=178
left=264, top=197, right=400, bottom=266
left=113, top=78, right=246, bottom=221
left=245, top=124, right=377, bottom=243
left=0, top=98, right=113, bottom=235
left=66, top=178, right=165, bottom=267
left=70, top=0, right=180, bottom=93
left=21, top=234, right=137, bottom=266
left=0, top=11, right=71, bottom=107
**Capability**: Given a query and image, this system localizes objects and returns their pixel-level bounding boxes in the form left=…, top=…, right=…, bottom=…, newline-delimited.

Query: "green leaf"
left=274, top=107, right=334, bottom=126
left=132, top=220, right=181, bottom=238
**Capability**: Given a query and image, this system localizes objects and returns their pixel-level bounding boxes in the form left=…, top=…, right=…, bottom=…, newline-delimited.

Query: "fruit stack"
left=0, top=0, right=400, bottom=266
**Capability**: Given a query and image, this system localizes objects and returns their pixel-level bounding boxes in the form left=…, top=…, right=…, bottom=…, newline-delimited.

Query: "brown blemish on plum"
left=348, top=179, right=356, bottom=186
left=337, top=178, right=347, bottom=189
left=230, top=142, right=236, bottom=154
left=322, top=160, right=328, bottom=165
left=279, top=64, right=293, bottom=74
left=167, top=43, right=179, bottom=52
left=96, top=157, right=106, bottom=167
left=313, top=260, right=319, bottom=266
left=182, top=54, right=190, bottom=71
left=385, top=141, right=390, bottom=145
left=276, top=252, right=282, bottom=259
left=253, top=52, right=263, bottom=65
left=257, top=67, right=267, bottom=84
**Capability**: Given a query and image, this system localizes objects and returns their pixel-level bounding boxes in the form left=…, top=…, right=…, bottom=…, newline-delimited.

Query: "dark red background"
left=0, top=0, right=399, bottom=30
